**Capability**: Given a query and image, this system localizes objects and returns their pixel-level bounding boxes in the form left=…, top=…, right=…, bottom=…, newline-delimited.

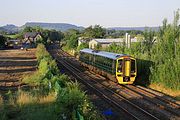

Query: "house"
left=89, top=38, right=124, bottom=49
left=23, top=32, right=42, bottom=48
left=24, top=32, right=42, bottom=43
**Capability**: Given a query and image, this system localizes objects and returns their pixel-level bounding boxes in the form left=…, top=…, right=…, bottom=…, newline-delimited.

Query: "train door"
left=124, top=58, right=131, bottom=77
left=116, top=58, right=133, bottom=84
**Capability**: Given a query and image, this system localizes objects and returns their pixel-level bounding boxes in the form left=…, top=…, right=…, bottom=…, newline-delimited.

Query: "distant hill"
left=0, top=27, right=6, bottom=32
left=0, top=24, right=19, bottom=33
left=21, top=22, right=84, bottom=31
left=0, top=22, right=160, bottom=34
left=108, top=27, right=159, bottom=31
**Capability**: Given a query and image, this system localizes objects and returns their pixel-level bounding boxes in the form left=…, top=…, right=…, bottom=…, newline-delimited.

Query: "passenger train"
left=79, top=48, right=137, bottom=84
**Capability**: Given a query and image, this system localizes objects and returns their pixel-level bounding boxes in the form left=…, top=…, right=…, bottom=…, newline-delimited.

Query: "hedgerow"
left=36, top=44, right=52, bottom=63
left=23, top=44, right=59, bottom=88
left=22, top=43, right=102, bottom=120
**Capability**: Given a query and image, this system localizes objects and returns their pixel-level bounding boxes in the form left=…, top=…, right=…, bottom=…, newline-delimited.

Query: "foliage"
left=77, top=42, right=89, bottom=52
left=142, top=29, right=156, bottom=56
left=83, top=25, right=106, bottom=38
left=104, top=42, right=126, bottom=54
left=23, top=44, right=59, bottom=88
left=150, top=10, right=180, bottom=90
left=56, top=82, right=85, bottom=119
left=36, top=44, right=52, bottom=63
left=49, top=30, right=64, bottom=42
left=0, top=90, right=57, bottom=120
left=0, top=35, right=6, bottom=48
left=63, top=29, right=80, bottom=49
left=56, top=81, right=102, bottom=120
left=105, top=29, right=143, bottom=38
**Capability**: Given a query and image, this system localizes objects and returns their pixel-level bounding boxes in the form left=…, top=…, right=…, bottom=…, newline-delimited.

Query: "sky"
left=0, top=0, right=179, bottom=27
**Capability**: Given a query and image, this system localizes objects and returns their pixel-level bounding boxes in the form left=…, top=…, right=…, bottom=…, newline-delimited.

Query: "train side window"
left=117, top=59, right=123, bottom=72
left=112, top=60, right=116, bottom=73
left=131, top=59, right=135, bottom=73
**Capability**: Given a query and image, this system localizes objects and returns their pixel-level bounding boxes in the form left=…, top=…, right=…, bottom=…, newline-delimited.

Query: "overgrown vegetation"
left=150, top=11, right=180, bottom=90
left=0, top=44, right=102, bottom=120
left=22, top=44, right=59, bottom=88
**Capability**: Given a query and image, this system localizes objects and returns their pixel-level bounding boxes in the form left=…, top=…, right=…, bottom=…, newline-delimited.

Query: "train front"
left=116, top=56, right=137, bottom=84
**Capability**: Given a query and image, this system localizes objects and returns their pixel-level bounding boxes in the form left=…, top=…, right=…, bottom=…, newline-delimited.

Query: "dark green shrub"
left=36, top=44, right=52, bottom=63
left=56, top=82, right=86, bottom=119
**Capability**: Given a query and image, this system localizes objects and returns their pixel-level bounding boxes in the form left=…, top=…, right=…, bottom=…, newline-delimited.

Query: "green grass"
left=5, top=34, right=19, bottom=39
left=174, top=96, right=180, bottom=101
left=12, top=102, right=57, bottom=120
left=0, top=91, right=58, bottom=120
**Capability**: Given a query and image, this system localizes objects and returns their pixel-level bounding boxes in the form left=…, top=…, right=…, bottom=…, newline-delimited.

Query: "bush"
left=36, top=44, right=52, bottom=63
left=23, top=44, right=59, bottom=88
left=149, top=10, right=180, bottom=90
left=22, top=72, right=45, bottom=86
left=55, top=81, right=102, bottom=120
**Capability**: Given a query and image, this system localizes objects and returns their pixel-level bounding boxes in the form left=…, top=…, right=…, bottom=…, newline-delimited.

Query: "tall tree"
left=63, top=29, right=80, bottom=49
left=150, top=10, right=180, bottom=90
left=83, top=25, right=106, bottom=38
left=143, top=29, right=156, bottom=56
left=0, top=35, right=6, bottom=48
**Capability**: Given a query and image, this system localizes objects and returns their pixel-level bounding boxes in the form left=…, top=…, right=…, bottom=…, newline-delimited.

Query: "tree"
left=49, top=30, right=63, bottom=42
left=0, top=35, right=6, bottom=48
left=23, top=26, right=35, bottom=32
left=77, top=42, right=88, bottom=51
left=142, top=29, right=156, bottom=56
left=67, top=33, right=78, bottom=49
left=83, top=25, right=106, bottom=38
left=63, top=29, right=80, bottom=49
left=150, top=10, right=180, bottom=90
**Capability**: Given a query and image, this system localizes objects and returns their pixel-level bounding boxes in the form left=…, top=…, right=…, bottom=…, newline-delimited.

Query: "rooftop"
left=24, top=32, right=39, bottom=38
left=93, top=38, right=124, bottom=44
left=80, top=48, right=129, bottom=60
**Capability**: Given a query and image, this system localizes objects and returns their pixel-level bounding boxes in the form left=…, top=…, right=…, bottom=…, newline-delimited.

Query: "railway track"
left=121, top=85, right=180, bottom=116
left=49, top=49, right=165, bottom=120
left=51, top=48, right=180, bottom=120
left=80, top=67, right=180, bottom=117
left=60, top=49, right=180, bottom=105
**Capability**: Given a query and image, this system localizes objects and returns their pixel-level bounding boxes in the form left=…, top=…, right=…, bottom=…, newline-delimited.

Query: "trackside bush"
left=36, top=44, right=52, bottom=63
left=149, top=10, right=180, bottom=90
left=56, top=81, right=102, bottom=120
left=22, top=43, right=102, bottom=119
left=23, top=44, right=59, bottom=87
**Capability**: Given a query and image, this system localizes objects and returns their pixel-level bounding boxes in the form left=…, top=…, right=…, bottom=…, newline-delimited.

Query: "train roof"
left=80, top=48, right=130, bottom=60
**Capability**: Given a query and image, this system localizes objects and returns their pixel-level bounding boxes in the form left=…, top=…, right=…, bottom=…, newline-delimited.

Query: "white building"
left=89, top=38, right=124, bottom=49
left=79, top=33, right=139, bottom=49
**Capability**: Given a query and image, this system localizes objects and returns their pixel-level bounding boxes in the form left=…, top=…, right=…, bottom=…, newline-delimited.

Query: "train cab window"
left=117, top=60, right=123, bottom=72
left=131, top=59, right=135, bottom=73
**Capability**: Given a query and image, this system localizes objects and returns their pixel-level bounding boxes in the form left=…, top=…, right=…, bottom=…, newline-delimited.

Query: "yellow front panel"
left=116, top=57, right=136, bottom=84
left=125, top=60, right=130, bottom=76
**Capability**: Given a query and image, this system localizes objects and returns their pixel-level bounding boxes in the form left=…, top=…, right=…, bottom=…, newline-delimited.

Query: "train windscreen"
left=117, top=59, right=123, bottom=72
left=131, top=59, right=135, bottom=73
